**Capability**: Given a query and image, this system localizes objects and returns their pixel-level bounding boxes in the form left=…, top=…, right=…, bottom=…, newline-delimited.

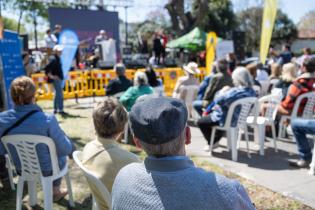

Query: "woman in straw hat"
left=172, top=62, right=200, bottom=98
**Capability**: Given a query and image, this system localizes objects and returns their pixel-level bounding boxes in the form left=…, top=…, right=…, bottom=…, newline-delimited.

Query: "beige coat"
left=82, top=137, right=140, bottom=209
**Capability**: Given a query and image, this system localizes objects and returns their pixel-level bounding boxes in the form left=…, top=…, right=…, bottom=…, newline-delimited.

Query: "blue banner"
left=0, top=30, right=25, bottom=109
left=59, top=29, right=79, bottom=86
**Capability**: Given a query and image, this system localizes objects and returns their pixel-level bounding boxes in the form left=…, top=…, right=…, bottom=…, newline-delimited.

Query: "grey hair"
left=114, top=63, right=126, bottom=76
left=134, top=71, right=148, bottom=86
left=232, top=67, right=254, bottom=87
left=138, top=130, right=186, bottom=156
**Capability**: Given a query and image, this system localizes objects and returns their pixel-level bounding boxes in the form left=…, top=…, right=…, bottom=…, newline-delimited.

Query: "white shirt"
left=44, top=34, right=57, bottom=49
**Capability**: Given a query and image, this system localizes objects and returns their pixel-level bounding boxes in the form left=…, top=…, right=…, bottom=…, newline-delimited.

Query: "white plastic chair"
left=177, top=85, right=199, bottom=118
left=247, top=94, right=282, bottom=155
left=5, top=154, right=16, bottom=190
left=278, top=92, right=315, bottom=141
left=259, top=80, right=270, bottom=96
left=309, top=138, right=315, bottom=175
left=1, top=135, right=74, bottom=210
left=153, top=86, right=165, bottom=96
left=72, top=151, right=112, bottom=210
left=209, top=97, right=257, bottom=161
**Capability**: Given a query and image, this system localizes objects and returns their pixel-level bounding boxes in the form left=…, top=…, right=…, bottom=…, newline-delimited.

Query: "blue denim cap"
left=129, top=96, right=188, bottom=145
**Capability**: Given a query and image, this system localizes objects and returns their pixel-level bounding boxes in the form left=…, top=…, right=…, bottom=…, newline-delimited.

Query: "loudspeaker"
left=233, top=31, right=245, bottom=61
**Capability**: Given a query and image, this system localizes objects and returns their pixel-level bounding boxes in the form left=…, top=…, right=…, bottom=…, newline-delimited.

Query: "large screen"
left=48, top=8, right=120, bottom=57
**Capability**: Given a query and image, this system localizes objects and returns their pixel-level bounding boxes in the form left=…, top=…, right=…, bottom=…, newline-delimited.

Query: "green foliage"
left=2, top=16, right=26, bottom=33
left=193, top=0, right=237, bottom=38
left=237, top=7, right=297, bottom=53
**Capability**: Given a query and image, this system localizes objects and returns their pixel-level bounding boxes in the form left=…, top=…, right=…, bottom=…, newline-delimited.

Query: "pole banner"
left=59, top=29, right=79, bottom=86
left=206, top=32, right=217, bottom=75
left=260, top=0, right=278, bottom=64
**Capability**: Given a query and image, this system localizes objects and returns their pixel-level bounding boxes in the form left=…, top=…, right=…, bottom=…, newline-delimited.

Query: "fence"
left=32, top=67, right=207, bottom=100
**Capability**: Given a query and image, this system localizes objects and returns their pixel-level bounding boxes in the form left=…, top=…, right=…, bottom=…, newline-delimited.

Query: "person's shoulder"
left=112, top=145, right=140, bottom=162
left=0, top=109, right=14, bottom=117
left=116, top=162, right=144, bottom=179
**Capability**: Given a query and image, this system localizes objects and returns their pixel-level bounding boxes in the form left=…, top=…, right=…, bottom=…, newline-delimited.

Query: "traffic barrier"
left=31, top=67, right=207, bottom=100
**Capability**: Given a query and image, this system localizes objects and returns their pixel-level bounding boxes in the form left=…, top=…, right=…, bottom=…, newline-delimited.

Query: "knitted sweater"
left=112, top=157, right=255, bottom=210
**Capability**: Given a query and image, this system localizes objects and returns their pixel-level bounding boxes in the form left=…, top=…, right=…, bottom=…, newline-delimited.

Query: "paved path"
left=186, top=126, right=315, bottom=209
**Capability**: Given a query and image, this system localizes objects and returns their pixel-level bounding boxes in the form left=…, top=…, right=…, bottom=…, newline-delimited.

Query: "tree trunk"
left=17, top=9, right=23, bottom=34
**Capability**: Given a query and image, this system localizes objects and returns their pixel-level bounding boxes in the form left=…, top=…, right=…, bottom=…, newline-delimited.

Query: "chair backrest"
left=153, top=86, right=164, bottom=96
left=178, top=85, right=199, bottom=105
left=225, top=97, right=257, bottom=129
left=291, top=92, right=315, bottom=119
left=259, top=94, right=282, bottom=122
left=260, top=80, right=270, bottom=96
left=72, top=151, right=112, bottom=209
left=1, top=135, right=60, bottom=179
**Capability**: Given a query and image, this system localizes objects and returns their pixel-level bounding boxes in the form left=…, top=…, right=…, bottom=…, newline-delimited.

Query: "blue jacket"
left=0, top=104, right=73, bottom=172
left=197, top=76, right=212, bottom=100
left=205, top=87, right=257, bottom=126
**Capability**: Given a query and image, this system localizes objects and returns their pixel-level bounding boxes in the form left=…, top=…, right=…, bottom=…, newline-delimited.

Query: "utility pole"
left=125, top=6, right=128, bottom=45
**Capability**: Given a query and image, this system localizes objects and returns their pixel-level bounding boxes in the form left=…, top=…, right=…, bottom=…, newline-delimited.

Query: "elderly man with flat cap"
left=111, top=96, right=255, bottom=210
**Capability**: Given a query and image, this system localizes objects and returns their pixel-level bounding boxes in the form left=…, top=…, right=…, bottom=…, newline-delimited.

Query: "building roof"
left=298, top=29, right=315, bottom=39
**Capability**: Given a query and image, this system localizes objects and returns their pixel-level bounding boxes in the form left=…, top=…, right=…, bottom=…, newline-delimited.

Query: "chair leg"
left=257, top=124, right=265, bottom=156
left=309, top=140, right=315, bottom=175
left=271, top=123, right=278, bottom=152
left=16, top=177, right=24, bottom=210
left=65, top=173, right=75, bottom=207
left=244, top=127, right=251, bottom=158
left=5, top=155, right=15, bottom=190
left=278, top=118, right=284, bottom=140
left=41, top=178, right=53, bottom=210
left=231, top=128, right=238, bottom=161
left=226, top=131, right=231, bottom=151
left=209, top=127, right=216, bottom=156
left=92, top=195, right=99, bottom=210
left=28, top=180, right=37, bottom=207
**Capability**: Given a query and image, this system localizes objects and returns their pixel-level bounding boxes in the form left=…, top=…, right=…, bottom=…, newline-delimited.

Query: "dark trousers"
left=197, top=115, right=224, bottom=145
left=0, top=155, right=9, bottom=182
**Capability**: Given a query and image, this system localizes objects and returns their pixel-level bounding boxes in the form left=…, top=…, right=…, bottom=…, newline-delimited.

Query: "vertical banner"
left=0, top=31, right=25, bottom=109
left=59, top=29, right=79, bottom=86
left=260, top=0, right=278, bottom=64
left=206, top=32, right=217, bottom=75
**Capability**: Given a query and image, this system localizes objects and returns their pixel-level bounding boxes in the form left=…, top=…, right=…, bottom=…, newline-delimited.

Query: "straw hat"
left=183, top=62, right=200, bottom=75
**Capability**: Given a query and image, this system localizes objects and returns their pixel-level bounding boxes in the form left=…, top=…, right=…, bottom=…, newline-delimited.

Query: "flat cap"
left=129, top=96, right=188, bottom=145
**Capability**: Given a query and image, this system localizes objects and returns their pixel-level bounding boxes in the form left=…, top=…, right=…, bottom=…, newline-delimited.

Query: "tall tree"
left=237, top=7, right=297, bottom=53
left=3, top=16, right=26, bottom=33
left=298, top=10, right=315, bottom=30
left=165, top=0, right=236, bottom=38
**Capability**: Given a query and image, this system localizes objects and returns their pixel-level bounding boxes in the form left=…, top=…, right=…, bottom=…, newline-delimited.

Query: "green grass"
left=0, top=98, right=313, bottom=210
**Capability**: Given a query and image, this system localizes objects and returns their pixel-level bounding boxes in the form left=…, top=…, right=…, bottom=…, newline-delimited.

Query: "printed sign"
left=0, top=30, right=25, bottom=109
left=216, top=40, right=234, bottom=60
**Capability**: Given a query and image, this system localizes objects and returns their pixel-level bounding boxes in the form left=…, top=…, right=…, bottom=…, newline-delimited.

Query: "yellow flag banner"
left=260, top=0, right=278, bottom=64
left=206, top=32, right=217, bottom=75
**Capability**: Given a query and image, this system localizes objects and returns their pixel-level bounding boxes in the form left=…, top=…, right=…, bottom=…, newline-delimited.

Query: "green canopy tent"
left=166, top=27, right=207, bottom=51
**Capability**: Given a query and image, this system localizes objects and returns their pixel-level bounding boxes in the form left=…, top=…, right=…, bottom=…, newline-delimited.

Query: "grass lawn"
left=0, top=98, right=314, bottom=210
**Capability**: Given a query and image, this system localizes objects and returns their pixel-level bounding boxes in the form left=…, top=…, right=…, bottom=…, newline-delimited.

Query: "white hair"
left=232, top=67, right=254, bottom=87
left=134, top=71, right=149, bottom=86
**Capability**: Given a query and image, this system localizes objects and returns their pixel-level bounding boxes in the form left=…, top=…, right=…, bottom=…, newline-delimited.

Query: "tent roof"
left=166, top=27, right=207, bottom=51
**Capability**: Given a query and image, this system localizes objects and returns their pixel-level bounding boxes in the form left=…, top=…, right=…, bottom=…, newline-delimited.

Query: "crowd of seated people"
left=1, top=46, right=315, bottom=209
left=197, top=67, right=256, bottom=151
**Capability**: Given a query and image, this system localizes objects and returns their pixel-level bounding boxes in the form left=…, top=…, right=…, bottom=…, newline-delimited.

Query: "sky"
left=3, top=0, right=315, bottom=33
left=113, top=0, right=315, bottom=24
